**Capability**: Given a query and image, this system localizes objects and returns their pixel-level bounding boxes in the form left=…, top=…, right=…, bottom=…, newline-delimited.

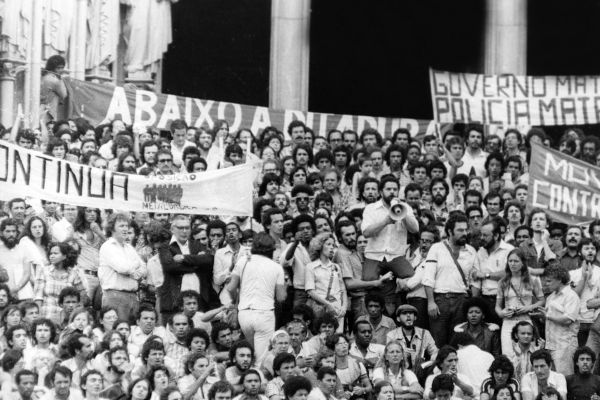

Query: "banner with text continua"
left=0, top=140, right=259, bottom=216
left=64, top=78, right=445, bottom=140
left=430, top=68, right=600, bottom=126
left=528, top=142, right=600, bottom=225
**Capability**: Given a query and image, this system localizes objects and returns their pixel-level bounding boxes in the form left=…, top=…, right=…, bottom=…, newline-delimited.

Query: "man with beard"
left=100, top=346, right=131, bottom=399
left=560, top=226, right=583, bottom=271
left=580, top=136, right=600, bottom=164
left=282, top=215, right=316, bottom=307
left=225, top=341, right=264, bottom=395
left=569, top=238, right=600, bottom=347
left=334, top=221, right=392, bottom=325
left=197, top=128, right=214, bottom=159
left=429, top=178, right=451, bottom=225
left=349, top=320, right=384, bottom=376
left=399, top=225, right=440, bottom=329
left=423, top=212, right=477, bottom=347
left=349, top=177, right=379, bottom=210
left=566, top=346, right=600, bottom=400
left=386, top=304, right=438, bottom=378
left=61, top=333, right=95, bottom=388
left=362, top=176, right=419, bottom=315
left=471, top=218, right=514, bottom=325
left=0, top=218, right=31, bottom=301
left=457, top=126, right=488, bottom=178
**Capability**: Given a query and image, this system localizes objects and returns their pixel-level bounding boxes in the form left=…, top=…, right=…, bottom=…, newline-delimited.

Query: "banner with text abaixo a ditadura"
left=64, top=79, right=444, bottom=140
left=528, top=142, right=600, bottom=225
left=430, top=68, right=600, bottom=126
left=0, top=141, right=259, bottom=216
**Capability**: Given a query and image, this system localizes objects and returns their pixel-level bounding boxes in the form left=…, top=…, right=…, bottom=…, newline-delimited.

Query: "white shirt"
left=280, top=242, right=311, bottom=289
left=170, top=140, right=197, bottom=167
left=521, top=371, right=567, bottom=400
left=213, top=244, right=250, bottom=298
left=570, top=265, right=600, bottom=322
left=422, top=241, right=477, bottom=294
left=473, top=241, right=514, bottom=296
left=361, top=199, right=418, bottom=261
left=234, top=254, right=284, bottom=311
left=51, top=217, right=74, bottom=242
left=457, top=345, right=494, bottom=393
left=98, top=238, right=146, bottom=292
left=457, top=148, right=488, bottom=177
left=0, top=242, right=34, bottom=300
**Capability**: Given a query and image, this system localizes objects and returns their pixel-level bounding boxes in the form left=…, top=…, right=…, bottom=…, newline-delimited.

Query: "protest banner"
left=430, top=68, right=600, bottom=126
left=528, top=141, right=600, bottom=225
left=64, top=78, right=444, bottom=140
left=0, top=140, right=259, bottom=216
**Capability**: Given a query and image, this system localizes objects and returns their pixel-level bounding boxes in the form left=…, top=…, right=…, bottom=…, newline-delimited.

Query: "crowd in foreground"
left=2, top=59, right=600, bottom=400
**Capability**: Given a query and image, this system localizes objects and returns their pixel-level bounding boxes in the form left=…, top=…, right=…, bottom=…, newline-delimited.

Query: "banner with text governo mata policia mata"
left=0, top=140, right=259, bottom=216
left=528, top=141, right=600, bottom=225
left=430, top=68, right=600, bottom=125
left=64, top=78, right=442, bottom=140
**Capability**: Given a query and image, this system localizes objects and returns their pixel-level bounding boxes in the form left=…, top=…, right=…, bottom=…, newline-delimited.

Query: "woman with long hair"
left=372, top=340, right=423, bottom=400
left=34, top=242, right=87, bottom=325
left=326, top=333, right=372, bottom=400
left=495, top=248, right=544, bottom=359
left=73, top=207, right=106, bottom=301
left=19, top=216, right=51, bottom=275
left=305, top=233, right=346, bottom=327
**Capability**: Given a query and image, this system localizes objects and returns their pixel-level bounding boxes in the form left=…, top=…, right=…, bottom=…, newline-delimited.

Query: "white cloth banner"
left=430, top=68, right=600, bottom=126
left=0, top=140, right=260, bottom=216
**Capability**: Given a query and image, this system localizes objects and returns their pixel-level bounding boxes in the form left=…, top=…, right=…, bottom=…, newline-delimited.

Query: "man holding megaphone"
left=361, top=175, right=420, bottom=315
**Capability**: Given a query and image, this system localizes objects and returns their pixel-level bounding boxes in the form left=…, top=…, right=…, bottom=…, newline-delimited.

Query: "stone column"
left=0, top=61, right=18, bottom=127
left=29, top=0, right=43, bottom=127
left=269, top=0, right=311, bottom=112
left=484, top=0, right=527, bottom=75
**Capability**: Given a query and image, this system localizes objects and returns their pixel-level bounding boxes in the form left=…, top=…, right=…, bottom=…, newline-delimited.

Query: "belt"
left=83, top=270, right=98, bottom=277
left=434, top=292, right=467, bottom=298
left=105, top=288, right=137, bottom=294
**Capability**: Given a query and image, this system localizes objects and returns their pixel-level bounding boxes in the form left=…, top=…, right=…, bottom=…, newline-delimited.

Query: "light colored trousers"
left=238, top=309, right=275, bottom=363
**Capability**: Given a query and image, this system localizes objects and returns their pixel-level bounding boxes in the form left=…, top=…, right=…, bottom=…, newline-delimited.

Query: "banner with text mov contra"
left=430, top=68, right=600, bottom=126
left=0, top=140, right=259, bottom=216
left=528, top=141, right=600, bottom=225
left=64, top=78, right=442, bottom=140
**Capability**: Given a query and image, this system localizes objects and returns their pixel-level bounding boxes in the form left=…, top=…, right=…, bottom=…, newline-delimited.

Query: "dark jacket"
left=158, top=239, right=218, bottom=313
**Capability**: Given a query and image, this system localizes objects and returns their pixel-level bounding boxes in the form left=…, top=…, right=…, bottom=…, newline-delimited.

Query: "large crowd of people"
left=1, top=55, right=600, bottom=400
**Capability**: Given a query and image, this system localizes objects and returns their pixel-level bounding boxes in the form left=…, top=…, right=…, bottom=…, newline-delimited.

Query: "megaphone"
left=390, top=198, right=408, bottom=221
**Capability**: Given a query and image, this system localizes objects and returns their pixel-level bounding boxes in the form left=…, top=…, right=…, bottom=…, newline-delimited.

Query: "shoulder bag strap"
left=443, top=241, right=469, bottom=289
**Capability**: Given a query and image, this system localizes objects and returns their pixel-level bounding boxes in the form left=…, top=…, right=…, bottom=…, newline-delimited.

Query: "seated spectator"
left=521, top=349, right=567, bottom=400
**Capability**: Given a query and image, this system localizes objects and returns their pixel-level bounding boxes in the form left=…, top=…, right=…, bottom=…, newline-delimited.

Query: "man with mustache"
left=560, top=226, right=583, bottom=272
left=429, top=178, right=451, bottom=225
left=423, top=212, right=477, bottom=347
left=361, top=176, right=419, bottom=315
left=471, top=218, right=514, bottom=325
left=566, top=346, right=600, bottom=400
left=225, top=341, right=264, bottom=395
left=334, top=220, right=391, bottom=326
left=0, top=219, right=31, bottom=301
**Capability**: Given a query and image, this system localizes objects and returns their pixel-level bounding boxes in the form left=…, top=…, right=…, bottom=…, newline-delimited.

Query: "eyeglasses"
left=158, top=158, right=173, bottom=163
left=174, top=225, right=190, bottom=230
left=295, top=196, right=309, bottom=202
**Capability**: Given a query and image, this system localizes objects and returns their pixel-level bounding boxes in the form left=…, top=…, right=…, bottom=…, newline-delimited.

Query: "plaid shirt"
left=34, top=265, right=85, bottom=326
